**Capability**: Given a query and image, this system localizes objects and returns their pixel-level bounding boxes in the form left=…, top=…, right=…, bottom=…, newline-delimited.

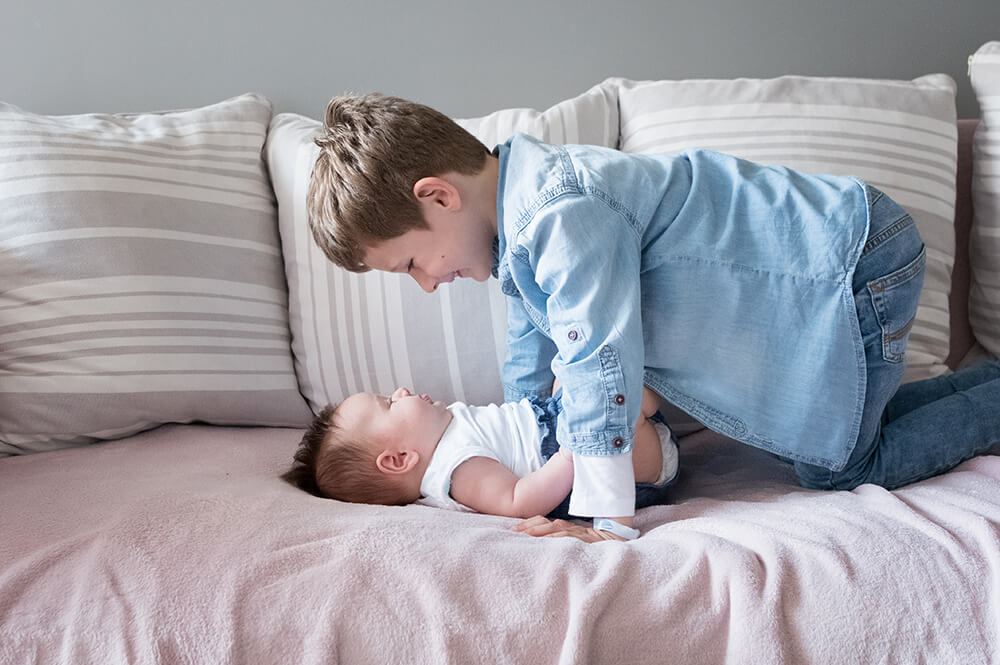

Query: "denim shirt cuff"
left=503, top=384, right=550, bottom=403
left=558, top=425, right=634, bottom=456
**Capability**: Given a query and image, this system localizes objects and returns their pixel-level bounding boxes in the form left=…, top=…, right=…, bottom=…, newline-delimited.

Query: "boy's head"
left=282, top=387, right=453, bottom=506
left=307, top=93, right=492, bottom=278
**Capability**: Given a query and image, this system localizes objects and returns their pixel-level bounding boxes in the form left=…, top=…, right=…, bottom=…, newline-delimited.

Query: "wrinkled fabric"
left=2, top=425, right=997, bottom=664
left=495, top=134, right=870, bottom=469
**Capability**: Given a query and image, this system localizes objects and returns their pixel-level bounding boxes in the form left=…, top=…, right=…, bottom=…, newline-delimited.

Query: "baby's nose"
left=392, top=387, right=411, bottom=399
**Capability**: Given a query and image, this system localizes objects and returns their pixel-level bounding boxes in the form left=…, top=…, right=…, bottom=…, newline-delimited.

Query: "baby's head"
left=283, top=387, right=453, bottom=506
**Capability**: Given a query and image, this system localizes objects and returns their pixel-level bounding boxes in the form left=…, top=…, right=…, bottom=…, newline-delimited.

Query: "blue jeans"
left=533, top=391, right=674, bottom=519
left=795, top=188, right=1000, bottom=490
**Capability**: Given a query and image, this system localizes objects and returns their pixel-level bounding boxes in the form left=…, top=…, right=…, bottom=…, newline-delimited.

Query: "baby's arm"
left=449, top=449, right=574, bottom=519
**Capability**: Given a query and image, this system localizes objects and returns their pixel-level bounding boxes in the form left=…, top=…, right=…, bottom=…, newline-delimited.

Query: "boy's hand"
left=513, top=515, right=626, bottom=543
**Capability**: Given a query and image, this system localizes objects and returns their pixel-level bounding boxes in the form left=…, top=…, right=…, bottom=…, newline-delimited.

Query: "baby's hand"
left=557, top=446, right=574, bottom=463
left=513, top=515, right=626, bottom=543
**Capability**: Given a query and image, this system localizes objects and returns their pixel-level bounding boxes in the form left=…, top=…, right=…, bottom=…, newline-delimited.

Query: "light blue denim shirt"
left=495, top=134, right=870, bottom=469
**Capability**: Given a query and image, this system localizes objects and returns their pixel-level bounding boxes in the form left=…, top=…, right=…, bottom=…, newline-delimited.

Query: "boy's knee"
left=794, top=464, right=832, bottom=490
left=794, top=460, right=866, bottom=491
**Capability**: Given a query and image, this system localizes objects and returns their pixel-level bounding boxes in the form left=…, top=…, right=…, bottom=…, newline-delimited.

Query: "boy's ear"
left=413, top=176, right=461, bottom=211
left=375, top=449, right=420, bottom=476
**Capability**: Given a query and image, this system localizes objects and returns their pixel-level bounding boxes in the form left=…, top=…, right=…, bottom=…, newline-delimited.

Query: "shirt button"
left=567, top=330, right=578, bottom=341
left=612, top=437, right=624, bottom=448
left=614, top=394, right=625, bottom=406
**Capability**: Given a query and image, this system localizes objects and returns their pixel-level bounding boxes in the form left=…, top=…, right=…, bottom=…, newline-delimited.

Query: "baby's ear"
left=375, top=449, right=420, bottom=475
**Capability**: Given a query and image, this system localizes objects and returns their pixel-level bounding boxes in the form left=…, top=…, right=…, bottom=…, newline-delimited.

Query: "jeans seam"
left=863, top=214, right=913, bottom=255
left=867, top=186, right=885, bottom=207
left=884, top=315, right=916, bottom=344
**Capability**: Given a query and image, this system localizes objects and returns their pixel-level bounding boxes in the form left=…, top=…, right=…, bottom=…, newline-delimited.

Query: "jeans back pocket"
left=866, top=246, right=926, bottom=363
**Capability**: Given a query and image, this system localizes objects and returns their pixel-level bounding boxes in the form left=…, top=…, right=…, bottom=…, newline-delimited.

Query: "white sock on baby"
left=651, top=420, right=679, bottom=486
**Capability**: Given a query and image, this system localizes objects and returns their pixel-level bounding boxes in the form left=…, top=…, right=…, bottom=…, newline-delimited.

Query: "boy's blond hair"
left=282, top=404, right=412, bottom=506
left=307, top=93, right=490, bottom=272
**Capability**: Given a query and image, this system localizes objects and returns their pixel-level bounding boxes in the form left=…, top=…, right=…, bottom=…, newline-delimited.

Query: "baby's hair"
left=281, top=404, right=336, bottom=497
left=282, top=403, right=413, bottom=506
left=307, top=93, right=489, bottom=272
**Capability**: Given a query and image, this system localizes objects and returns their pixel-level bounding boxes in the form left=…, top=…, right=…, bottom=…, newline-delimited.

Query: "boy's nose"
left=412, top=273, right=437, bottom=293
left=408, top=267, right=439, bottom=293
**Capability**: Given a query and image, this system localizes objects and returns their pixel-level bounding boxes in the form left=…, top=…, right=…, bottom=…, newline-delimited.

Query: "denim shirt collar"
left=491, top=140, right=511, bottom=278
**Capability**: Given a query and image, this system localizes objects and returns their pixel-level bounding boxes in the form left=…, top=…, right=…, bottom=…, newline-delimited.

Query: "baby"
left=283, top=386, right=679, bottom=520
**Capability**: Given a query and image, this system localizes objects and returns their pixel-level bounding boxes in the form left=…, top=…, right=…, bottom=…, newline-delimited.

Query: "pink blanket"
left=2, top=424, right=998, bottom=663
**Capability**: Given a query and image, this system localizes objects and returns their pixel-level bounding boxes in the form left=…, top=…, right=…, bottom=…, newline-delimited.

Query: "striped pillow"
left=0, top=94, right=311, bottom=456
left=615, top=74, right=958, bottom=381
left=266, top=85, right=619, bottom=414
left=454, top=80, right=619, bottom=149
left=969, top=42, right=1000, bottom=359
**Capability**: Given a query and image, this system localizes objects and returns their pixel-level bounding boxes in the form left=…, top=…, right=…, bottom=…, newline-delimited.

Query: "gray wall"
left=3, top=0, right=996, bottom=119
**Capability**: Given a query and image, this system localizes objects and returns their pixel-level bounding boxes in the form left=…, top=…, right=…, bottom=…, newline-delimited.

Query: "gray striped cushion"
left=266, top=84, right=619, bottom=414
left=615, top=74, right=958, bottom=381
left=969, top=42, right=1000, bottom=358
left=0, top=94, right=311, bottom=456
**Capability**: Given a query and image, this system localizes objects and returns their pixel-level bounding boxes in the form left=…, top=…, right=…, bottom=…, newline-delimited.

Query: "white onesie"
left=418, top=399, right=544, bottom=511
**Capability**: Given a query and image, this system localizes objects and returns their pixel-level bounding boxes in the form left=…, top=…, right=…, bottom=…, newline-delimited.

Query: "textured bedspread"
left=1, top=424, right=998, bottom=664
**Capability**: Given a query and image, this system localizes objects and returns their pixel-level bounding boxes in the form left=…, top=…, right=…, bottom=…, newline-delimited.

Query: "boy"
left=283, top=386, right=678, bottom=528
left=307, top=94, right=1000, bottom=543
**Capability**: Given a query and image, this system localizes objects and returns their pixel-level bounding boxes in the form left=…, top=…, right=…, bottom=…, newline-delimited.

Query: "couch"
left=2, top=41, right=999, bottom=664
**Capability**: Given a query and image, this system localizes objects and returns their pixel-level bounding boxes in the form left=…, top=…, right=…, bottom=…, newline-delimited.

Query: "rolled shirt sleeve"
left=502, top=293, right=558, bottom=402
left=502, top=191, right=647, bottom=518
left=527, top=193, right=646, bottom=455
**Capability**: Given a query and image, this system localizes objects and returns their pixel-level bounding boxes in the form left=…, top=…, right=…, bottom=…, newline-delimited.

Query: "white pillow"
left=455, top=80, right=619, bottom=149
left=266, top=84, right=620, bottom=413
left=0, top=94, right=312, bottom=456
left=615, top=74, right=959, bottom=381
left=969, top=41, right=1000, bottom=359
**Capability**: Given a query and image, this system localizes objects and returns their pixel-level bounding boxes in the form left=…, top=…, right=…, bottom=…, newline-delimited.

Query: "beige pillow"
left=0, top=94, right=311, bottom=456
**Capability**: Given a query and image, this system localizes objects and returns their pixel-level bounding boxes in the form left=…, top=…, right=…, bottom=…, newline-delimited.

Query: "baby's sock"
left=651, top=420, right=679, bottom=486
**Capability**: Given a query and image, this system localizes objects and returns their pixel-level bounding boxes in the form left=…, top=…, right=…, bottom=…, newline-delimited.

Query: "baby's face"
left=338, top=387, right=453, bottom=456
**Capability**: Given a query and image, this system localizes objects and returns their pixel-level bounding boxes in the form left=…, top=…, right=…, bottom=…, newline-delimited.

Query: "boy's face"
left=338, top=387, right=453, bottom=459
left=362, top=175, right=496, bottom=293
